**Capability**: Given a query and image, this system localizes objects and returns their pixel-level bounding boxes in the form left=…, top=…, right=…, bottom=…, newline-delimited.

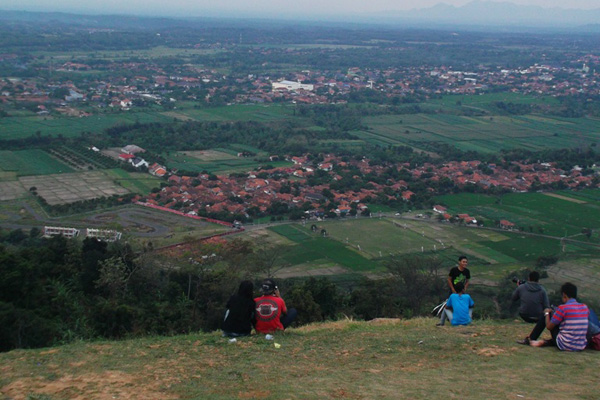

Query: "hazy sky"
left=1, top=0, right=599, bottom=17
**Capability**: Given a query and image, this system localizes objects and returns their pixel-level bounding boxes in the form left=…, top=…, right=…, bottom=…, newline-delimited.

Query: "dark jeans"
left=281, top=308, right=298, bottom=329
left=222, top=331, right=250, bottom=338
left=529, top=315, right=559, bottom=345
left=520, top=313, right=541, bottom=323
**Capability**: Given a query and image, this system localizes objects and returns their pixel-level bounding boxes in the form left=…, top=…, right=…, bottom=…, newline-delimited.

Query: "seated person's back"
left=445, top=282, right=474, bottom=326
left=254, top=279, right=288, bottom=334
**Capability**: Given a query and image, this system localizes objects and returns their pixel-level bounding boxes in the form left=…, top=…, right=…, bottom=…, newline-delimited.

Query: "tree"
left=95, top=256, right=131, bottom=300
left=385, top=256, right=446, bottom=316
left=250, top=240, right=289, bottom=278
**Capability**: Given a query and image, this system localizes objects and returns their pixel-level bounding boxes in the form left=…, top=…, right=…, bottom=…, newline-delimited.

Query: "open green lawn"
left=269, top=224, right=380, bottom=272
left=2, top=318, right=598, bottom=400
left=0, top=149, right=74, bottom=176
left=308, top=218, right=441, bottom=258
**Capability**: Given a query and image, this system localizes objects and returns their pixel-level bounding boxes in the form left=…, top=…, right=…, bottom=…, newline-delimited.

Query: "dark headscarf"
left=238, top=280, right=254, bottom=299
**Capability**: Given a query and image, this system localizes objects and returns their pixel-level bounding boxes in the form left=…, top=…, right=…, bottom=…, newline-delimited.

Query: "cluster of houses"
left=116, top=144, right=167, bottom=177
left=433, top=205, right=518, bottom=229
left=2, top=50, right=599, bottom=112
left=132, top=148, right=598, bottom=221
left=139, top=155, right=378, bottom=218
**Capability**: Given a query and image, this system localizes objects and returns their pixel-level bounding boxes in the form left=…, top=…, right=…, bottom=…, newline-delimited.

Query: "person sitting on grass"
left=518, top=282, right=589, bottom=351
left=254, top=278, right=297, bottom=334
left=444, top=282, right=474, bottom=326
left=222, top=280, right=256, bottom=338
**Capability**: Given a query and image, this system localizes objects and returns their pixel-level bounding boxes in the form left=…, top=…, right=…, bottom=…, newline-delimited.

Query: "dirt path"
left=543, top=192, right=587, bottom=204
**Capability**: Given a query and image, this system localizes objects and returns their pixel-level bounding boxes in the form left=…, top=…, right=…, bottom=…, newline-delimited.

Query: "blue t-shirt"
left=446, top=293, right=474, bottom=325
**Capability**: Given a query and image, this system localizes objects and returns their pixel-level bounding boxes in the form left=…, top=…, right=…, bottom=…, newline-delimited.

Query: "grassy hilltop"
left=1, top=318, right=597, bottom=400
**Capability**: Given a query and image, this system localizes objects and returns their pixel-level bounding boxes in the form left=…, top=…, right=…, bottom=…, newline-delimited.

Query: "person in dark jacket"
left=511, top=271, right=549, bottom=323
left=222, top=280, right=255, bottom=337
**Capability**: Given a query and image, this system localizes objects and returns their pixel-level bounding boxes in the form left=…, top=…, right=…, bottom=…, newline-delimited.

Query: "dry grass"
left=1, top=318, right=598, bottom=400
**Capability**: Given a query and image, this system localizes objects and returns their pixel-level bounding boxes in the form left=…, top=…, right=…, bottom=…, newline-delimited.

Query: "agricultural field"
left=19, top=170, right=130, bottom=205
left=32, top=46, right=221, bottom=61
left=428, top=92, right=560, bottom=110
left=103, top=169, right=162, bottom=195
left=0, top=181, right=27, bottom=201
left=436, top=190, right=600, bottom=240
left=0, top=101, right=295, bottom=142
left=0, top=149, right=74, bottom=177
left=160, top=104, right=295, bottom=122
left=360, top=112, right=600, bottom=153
left=175, top=150, right=239, bottom=162
left=0, top=111, right=174, bottom=140
left=164, top=149, right=292, bottom=174
left=256, top=211, right=600, bottom=285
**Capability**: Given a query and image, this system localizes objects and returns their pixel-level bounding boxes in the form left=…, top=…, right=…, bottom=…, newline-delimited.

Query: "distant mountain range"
left=376, top=1, right=600, bottom=29
left=1, top=1, right=600, bottom=31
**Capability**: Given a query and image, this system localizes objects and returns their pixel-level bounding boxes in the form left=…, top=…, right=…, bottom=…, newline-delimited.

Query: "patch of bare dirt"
left=543, top=192, right=587, bottom=204
left=475, top=346, right=507, bottom=357
left=237, top=389, right=272, bottom=399
left=1, top=371, right=178, bottom=400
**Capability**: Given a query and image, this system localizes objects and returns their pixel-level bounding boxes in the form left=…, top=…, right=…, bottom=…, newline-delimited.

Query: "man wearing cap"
left=254, top=278, right=297, bottom=334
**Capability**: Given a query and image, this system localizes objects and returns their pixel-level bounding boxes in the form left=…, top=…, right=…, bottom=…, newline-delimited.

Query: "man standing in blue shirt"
left=444, top=282, right=474, bottom=326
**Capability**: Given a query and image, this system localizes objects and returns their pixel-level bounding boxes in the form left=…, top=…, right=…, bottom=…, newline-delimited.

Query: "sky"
left=0, top=0, right=599, bottom=18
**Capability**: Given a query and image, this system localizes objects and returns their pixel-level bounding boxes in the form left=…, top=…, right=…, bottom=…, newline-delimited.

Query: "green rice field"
left=0, top=149, right=74, bottom=176
left=32, top=46, right=220, bottom=61
left=261, top=203, right=600, bottom=280
left=165, top=156, right=292, bottom=174
left=0, top=111, right=174, bottom=140
left=167, top=104, right=294, bottom=122
left=436, top=190, right=600, bottom=240
left=360, top=113, right=600, bottom=153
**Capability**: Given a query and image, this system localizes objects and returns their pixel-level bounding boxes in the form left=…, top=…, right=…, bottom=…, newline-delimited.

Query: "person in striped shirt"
left=518, top=282, right=589, bottom=351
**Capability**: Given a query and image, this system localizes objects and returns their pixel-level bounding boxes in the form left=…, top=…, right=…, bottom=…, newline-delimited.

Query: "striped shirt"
left=551, top=299, right=589, bottom=351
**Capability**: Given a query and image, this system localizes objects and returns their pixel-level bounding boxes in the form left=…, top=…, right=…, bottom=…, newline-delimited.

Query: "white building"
left=85, top=228, right=122, bottom=242
left=43, top=226, right=80, bottom=238
left=272, top=80, right=314, bottom=91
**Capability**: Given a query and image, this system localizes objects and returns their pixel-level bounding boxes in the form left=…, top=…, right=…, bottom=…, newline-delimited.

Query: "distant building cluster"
left=43, top=226, right=122, bottom=242
left=1, top=50, right=598, bottom=112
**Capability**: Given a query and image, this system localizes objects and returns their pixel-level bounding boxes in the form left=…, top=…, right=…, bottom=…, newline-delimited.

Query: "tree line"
left=1, top=230, right=510, bottom=352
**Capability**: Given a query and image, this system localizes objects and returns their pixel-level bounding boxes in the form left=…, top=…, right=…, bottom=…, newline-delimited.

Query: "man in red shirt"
left=254, top=279, right=297, bottom=334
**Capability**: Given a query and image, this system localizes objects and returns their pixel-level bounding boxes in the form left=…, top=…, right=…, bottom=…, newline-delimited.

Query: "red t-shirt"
left=254, top=295, right=287, bottom=333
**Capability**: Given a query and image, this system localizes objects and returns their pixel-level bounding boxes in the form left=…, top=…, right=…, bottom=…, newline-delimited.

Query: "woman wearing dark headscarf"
left=222, top=280, right=256, bottom=337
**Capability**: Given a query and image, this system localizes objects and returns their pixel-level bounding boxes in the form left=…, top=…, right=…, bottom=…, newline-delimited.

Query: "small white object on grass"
left=228, top=338, right=237, bottom=343
left=265, top=334, right=274, bottom=340
left=274, top=343, right=281, bottom=349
